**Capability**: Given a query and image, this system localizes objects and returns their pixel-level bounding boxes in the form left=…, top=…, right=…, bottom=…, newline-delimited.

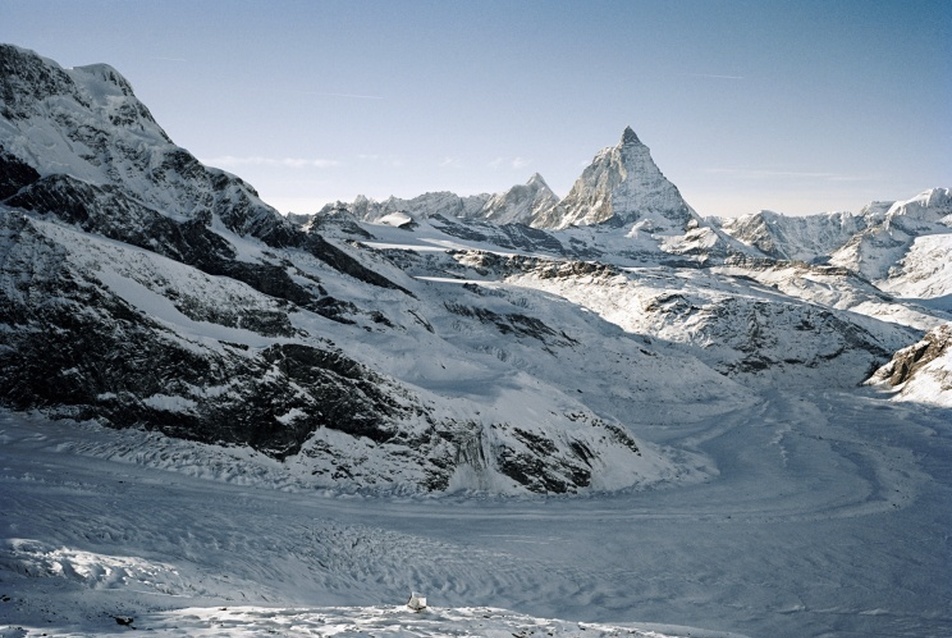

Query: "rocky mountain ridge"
left=321, top=126, right=702, bottom=239
left=2, top=44, right=950, bottom=497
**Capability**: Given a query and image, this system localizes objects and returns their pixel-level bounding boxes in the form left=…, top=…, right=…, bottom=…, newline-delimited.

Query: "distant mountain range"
left=2, top=43, right=949, bottom=494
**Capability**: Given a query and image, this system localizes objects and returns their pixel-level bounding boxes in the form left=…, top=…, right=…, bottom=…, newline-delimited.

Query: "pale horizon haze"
left=2, top=0, right=950, bottom=217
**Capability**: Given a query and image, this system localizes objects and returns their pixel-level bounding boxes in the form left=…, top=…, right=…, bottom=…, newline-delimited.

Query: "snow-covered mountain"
left=327, top=126, right=716, bottom=264
left=715, top=189, right=952, bottom=290
left=481, top=172, right=560, bottom=225
left=714, top=209, right=867, bottom=263
left=530, top=126, right=700, bottom=232
left=4, top=43, right=952, bottom=638
left=3, top=43, right=950, bottom=503
left=2, top=43, right=688, bottom=495
left=318, top=172, right=561, bottom=228
left=831, top=187, right=952, bottom=283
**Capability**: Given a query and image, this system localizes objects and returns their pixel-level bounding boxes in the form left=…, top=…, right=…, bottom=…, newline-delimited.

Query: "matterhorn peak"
left=529, top=127, right=699, bottom=232
left=621, top=125, right=642, bottom=146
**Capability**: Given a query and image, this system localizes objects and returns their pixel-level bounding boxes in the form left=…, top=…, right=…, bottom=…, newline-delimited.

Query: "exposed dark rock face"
left=5, top=174, right=319, bottom=309
left=0, top=215, right=410, bottom=459
left=0, top=146, right=40, bottom=198
left=304, top=233, right=411, bottom=295
left=870, top=323, right=952, bottom=387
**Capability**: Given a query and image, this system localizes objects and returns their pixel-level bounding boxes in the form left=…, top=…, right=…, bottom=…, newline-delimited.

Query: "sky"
left=2, top=0, right=950, bottom=217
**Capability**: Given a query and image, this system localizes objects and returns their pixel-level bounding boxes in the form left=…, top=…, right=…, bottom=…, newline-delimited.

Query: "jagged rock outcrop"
left=867, top=322, right=952, bottom=406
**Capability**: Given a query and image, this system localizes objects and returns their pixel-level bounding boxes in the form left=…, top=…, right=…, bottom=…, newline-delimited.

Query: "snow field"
left=2, top=386, right=950, bottom=637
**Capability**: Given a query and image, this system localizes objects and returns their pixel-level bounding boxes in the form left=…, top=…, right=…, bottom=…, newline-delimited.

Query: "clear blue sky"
left=2, top=0, right=950, bottom=217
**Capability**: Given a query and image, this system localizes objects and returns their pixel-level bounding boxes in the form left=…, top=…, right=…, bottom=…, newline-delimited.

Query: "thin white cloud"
left=357, top=154, right=405, bottom=168
left=201, top=155, right=341, bottom=169
left=440, top=157, right=463, bottom=168
left=489, top=156, right=531, bottom=170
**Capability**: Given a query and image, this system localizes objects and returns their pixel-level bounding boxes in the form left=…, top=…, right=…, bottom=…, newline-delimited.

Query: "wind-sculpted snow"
left=0, top=603, right=719, bottom=638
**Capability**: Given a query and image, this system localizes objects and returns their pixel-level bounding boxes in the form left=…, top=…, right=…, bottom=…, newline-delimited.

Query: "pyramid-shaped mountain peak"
left=528, top=127, right=698, bottom=231
left=527, top=172, right=549, bottom=187
left=621, top=126, right=642, bottom=146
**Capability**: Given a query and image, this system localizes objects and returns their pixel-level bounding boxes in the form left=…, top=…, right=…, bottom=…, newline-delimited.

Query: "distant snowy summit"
left=321, top=125, right=699, bottom=235
left=482, top=172, right=560, bottom=225
left=533, top=126, right=699, bottom=232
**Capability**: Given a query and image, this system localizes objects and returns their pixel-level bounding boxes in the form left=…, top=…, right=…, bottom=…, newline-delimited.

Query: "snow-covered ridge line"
left=317, top=125, right=699, bottom=235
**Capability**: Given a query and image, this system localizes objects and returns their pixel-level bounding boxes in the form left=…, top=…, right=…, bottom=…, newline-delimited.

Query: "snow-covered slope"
left=711, top=189, right=952, bottom=331
left=715, top=209, right=866, bottom=263
left=3, top=383, right=950, bottom=637
left=829, top=189, right=952, bottom=282
left=498, top=257, right=915, bottom=389
left=867, top=321, right=952, bottom=406
left=876, top=231, right=952, bottom=309
left=3, top=43, right=745, bottom=496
